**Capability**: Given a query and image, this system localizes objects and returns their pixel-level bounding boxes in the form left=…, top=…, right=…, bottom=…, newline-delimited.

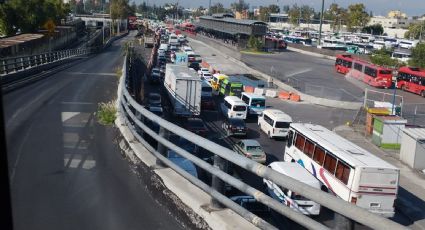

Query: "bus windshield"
left=202, top=87, right=212, bottom=92
left=275, top=122, right=290, bottom=128
left=251, top=98, right=265, bottom=107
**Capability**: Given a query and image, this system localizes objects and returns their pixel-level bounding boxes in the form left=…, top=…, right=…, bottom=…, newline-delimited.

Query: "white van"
left=398, top=39, right=419, bottom=49
left=220, top=96, right=248, bottom=119
left=258, top=109, right=292, bottom=138
left=159, top=44, right=168, bottom=52
left=241, top=92, right=266, bottom=116
left=263, top=162, right=321, bottom=216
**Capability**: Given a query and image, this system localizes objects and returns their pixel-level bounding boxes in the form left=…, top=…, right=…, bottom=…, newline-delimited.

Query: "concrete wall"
left=269, top=22, right=334, bottom=32
left=383, top=28, right=409, bottom=38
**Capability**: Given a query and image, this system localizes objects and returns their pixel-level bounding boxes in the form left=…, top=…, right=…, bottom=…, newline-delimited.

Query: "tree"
left=247, top=35, right=262, bottom=51
left=300, top=5, right=314, bottom=25
left=258, top=7, right=270, bottom=22
left=362, top=24, right=384, bottom=35
left=0, top=2, right=18, bottom=36
left=347, top=3, right=369, bottom=31
left=370, top=48, right=400, bottom=67
left=324, top=3, right=347, bottom=31
left=288, top=4, right=300, bottom=25
left=268, top=4, right=280, bottom=14
left=192, top=6, right=205, bottom=18
left=404, top=21, right=425, bottom=39
left=209, top=3, right=227, bottom=14
left=231, top=0, right=249, bottom=13
left=409, top=43, right=425, bottom=68
left=282, top=5, right=290, bottom=13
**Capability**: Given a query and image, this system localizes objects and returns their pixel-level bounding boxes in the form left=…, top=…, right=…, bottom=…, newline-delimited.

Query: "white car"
left=201, top=72, right=212, bottom=81
left=182, top=46, right=193, bottom=52
left=198, top=68, right=210, bottom=75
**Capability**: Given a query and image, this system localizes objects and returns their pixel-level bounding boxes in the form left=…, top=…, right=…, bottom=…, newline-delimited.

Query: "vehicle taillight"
left=351, top=197, right=357, bottom=204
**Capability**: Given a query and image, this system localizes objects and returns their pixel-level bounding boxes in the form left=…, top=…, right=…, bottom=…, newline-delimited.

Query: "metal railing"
left=0, top=48, right=93, bottom=76
left=117, top=56, right=408, bottom=230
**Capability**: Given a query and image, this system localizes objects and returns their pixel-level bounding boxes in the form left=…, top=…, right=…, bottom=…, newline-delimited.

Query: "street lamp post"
left=318, top=0, right=325, bottom=46
left=391, top=68, right=399, bottom=115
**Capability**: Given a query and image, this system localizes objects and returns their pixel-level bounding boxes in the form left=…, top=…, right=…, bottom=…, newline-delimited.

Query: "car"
left=235, top=139, right=266, bottom=163
left=184, top=118, right=208, bottom=137
left=178, top=137, right=198, bottom=154
left=150, top=68, right=161, bottom=83
left=159, top=65, right=166, bottom=74
left=188, top=62, right=200, bottom=71
left=230, top=196, right=269, bottom=217
left=148, top=93, right=161, bottom=106
left=222, top=118, right=247, bottom=137
left=148, top=106, right=163, bottom=117
left=167, top=150, right=198, bottom=178
left=201, top=97, right=216, bottom=110
left=170, top=45, right=179, bottom=52
left=201, top=72, right=212, bottom=81
left=198, top=68, right=210, bottom=75
left=182, top=46, right=193, bottom=52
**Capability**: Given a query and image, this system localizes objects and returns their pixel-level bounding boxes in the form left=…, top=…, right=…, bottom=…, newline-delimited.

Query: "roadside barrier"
left=117, top=55, right=407, bottom=230
left=290, top=93, right=301, bottom=102
left=278, top=91, right=291, bottom=99
left=243, top=85, right=254, bottom=93
left=265, top=89, right=277, bottom=98
left=253, top=87, right=264, bottom=96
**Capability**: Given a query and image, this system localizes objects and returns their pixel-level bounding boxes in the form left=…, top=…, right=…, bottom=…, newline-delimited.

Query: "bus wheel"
left=421, top=91, right=425, bottom=98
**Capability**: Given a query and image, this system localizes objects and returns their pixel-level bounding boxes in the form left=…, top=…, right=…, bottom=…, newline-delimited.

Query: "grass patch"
left=96, top=100, right=117, bottom=125
left=240, top=49, right=271, bottom=55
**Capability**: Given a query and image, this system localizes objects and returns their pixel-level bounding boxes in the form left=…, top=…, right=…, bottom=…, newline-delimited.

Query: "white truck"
left=164, top=64, right=202, bottom=116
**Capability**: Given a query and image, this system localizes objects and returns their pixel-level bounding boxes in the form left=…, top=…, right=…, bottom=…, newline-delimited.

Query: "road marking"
left=284, top=68, right=312, bottom=77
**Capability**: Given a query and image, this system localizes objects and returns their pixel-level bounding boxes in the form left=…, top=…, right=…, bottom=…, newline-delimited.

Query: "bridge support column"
left=210, top=155, right=226, bottom=210
left=334, top=212, right=354, bottom=230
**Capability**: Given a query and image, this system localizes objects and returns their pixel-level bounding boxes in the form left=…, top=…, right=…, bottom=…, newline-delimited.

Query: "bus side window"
left=294, top=134, right=306, bottom=151
left=303, top=139, right=315, bottom=158
left=241, top=95, right=249, bottom=104
left=313, top=146, right=325, bottom=166
left=335, top=161, right=350, bottom=185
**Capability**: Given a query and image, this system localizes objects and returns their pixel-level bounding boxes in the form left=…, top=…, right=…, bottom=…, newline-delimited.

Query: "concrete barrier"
left=265, top=89, right=277, bottom=98
left=253, top=88, right=264, bottom=96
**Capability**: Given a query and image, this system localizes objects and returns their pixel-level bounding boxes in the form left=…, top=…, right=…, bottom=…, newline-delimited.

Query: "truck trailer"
left=164, top=64, right=202, bottom=116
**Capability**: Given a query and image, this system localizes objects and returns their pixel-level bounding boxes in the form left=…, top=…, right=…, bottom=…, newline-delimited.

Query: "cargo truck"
left=144, top=34, right=154, bottom=48
left=164, top=64, right=202, bottom=116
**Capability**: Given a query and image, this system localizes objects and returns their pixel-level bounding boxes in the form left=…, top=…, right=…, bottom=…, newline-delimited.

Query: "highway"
left=4, top=35, right=183, bottom=230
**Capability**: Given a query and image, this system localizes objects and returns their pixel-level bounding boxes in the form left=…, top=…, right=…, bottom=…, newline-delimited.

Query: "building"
left=388, top=10, right=407, bottom=19
left=369, top=16, right=414, bottom=29
left=268, top=13, right=289, bottom=23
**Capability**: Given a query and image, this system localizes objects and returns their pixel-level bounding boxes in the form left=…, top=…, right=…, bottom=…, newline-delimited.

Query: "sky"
left=133, top=0, right=425, bottom=17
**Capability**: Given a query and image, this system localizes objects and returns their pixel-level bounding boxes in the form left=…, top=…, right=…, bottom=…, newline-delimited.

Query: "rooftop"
left=0, top=34, right=44, bottom=49
left=199, top=16, right=267, bottom=26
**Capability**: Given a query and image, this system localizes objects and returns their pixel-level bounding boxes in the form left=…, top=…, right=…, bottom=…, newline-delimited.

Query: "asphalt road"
left=4, top=34, right=183, bottom=230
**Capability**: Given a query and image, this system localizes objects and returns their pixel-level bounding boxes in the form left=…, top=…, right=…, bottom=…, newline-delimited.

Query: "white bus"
left=398, top=39, right=419, bottom=49
left=220, top=96, right=248, bottom=119
left=284, top=123, right=399, bottom=218
left=391, top=50, right=412, bottom=63
left=240, top=92, right=266, bottom=116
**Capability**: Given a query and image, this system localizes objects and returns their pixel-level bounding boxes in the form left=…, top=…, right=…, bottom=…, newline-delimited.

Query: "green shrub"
left=96, top=101, right=117, bottom=125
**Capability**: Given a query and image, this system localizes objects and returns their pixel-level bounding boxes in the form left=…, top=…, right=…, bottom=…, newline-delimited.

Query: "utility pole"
left=318, top=0, right=325, bottom=46
left=208, top=0, right=212, bottom=16
left=420, top=23, right=423, bottom=42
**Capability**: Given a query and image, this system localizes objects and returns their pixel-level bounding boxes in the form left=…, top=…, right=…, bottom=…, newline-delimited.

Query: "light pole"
left=391, top=68, right=399, bottom=115
left=318, top=0, right=325, bottom=46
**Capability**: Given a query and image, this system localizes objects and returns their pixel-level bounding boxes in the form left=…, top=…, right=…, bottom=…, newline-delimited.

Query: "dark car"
left=188, top=62, right=200, bottom=72
left=201, top=97, right=216, bottom=111
left=230, top=196, right=269, bottom=217
left=184, top=118, right=208, bottom=137
left=222, top=118, right=247, bottom=137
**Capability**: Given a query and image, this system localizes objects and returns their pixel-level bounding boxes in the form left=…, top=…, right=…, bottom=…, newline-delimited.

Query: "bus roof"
left=290, top=123, right=398, bottom=169
left=224, top=96, right=246, bottom=104
left=398, top=66, right=425, bottom=77
left=270, top=162, right=321, bottom=188
left=213, top=74, right=228, bottom=79
left=242, top=92, right=265, bottom=99
left=264, top=109, right=292, bottom=121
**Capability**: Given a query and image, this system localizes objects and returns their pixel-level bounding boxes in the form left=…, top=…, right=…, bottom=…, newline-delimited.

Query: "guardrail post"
left=20, top=57, right=24, bottom=70
left=210, top=155, right=226, bottom=210
left=13, top=58, right=17, bottom=72
left=1, top=60, right=6, bottom=74
left=155, top=127, right=168, bottom=167
left=333, top=212, right=354, bottom=230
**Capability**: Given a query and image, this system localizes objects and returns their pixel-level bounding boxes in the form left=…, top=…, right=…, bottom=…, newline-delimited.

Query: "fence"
left=0, top=48, right=93, bottom=76
left=117, top=55, right=407, bottom=230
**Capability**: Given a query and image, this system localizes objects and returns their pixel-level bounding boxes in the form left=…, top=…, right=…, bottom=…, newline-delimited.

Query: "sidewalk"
left=334, top=125, right=425, bottom=230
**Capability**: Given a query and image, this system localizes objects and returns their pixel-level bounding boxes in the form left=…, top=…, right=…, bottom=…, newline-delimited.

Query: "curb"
left=188, top=37, right=362, bottom=110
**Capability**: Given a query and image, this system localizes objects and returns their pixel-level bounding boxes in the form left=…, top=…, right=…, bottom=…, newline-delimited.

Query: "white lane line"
left=284, top=68, right=312, bottom=77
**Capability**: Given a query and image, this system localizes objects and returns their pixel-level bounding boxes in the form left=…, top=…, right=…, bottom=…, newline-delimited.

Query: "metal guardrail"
left=118, top=56, right=408, bottom=230
left=0, top=48, right=93, bottom=76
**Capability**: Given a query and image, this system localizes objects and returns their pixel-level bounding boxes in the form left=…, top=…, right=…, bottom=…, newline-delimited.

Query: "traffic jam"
left=136, top=22, right=402, bottom=227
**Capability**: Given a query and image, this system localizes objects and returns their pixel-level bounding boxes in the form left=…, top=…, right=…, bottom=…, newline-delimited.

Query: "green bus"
left=219, top=77, right=243, bottom=97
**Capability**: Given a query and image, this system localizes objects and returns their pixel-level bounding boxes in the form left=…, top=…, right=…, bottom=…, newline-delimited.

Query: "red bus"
left=335, top=54, right=393, bottom=88
left=335, top=54, right=353, bottom=74
left=396, top=66, right=425, bottom=97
